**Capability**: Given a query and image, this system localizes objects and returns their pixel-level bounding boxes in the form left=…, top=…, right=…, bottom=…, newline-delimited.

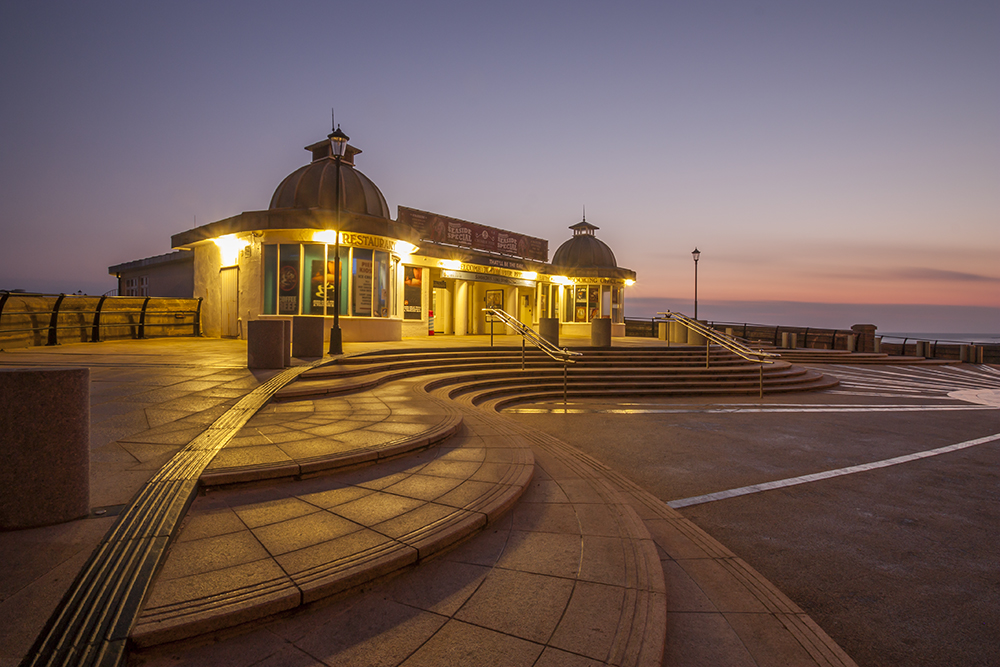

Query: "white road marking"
left=668, top=432, right=1000, bottom=508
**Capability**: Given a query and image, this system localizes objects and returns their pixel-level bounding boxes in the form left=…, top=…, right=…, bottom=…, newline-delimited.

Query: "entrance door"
left=220, top=266, right=239, bottom=337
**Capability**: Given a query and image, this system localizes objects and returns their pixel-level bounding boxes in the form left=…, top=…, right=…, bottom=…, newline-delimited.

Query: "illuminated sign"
left=398, top=206, right=548, bottom=262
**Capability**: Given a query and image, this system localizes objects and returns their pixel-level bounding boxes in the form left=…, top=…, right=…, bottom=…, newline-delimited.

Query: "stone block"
left=282, top=320, right=292, bottom=367
left=591, top=317, right=611, bottom=348
left=247, top=320, right=286, bottom=369
left=292, top=317, right=325, bottom=358
left=539, top=318, right=559, bottom=347
left=0, top=367, right=90, bottom=529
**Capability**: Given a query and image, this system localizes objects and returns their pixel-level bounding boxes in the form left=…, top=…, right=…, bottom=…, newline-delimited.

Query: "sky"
left=1, top=1, right=997, bottom=333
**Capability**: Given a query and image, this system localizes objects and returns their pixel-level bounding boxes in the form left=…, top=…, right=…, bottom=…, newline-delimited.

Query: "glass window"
left=352, top=248, right=373, bottom=317
left=278, top=245, right=300, bottom=315
left=263, top=244, right=277, bottom=314
left=374, top=251, right=389, bottom=317
left=574, top=286, right=587, bottom=322
left=611, top=286, right=623, bottom=324
left=302, top=244, right=325, bottom=315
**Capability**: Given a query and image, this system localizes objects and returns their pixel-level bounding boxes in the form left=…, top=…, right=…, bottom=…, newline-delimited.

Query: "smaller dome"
left=551, top=220, right=618, bottom=269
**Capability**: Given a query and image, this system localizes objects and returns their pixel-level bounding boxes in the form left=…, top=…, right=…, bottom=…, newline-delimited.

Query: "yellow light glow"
left=521, top=271, right=538, bottom=280
left=394, top=241, right=419, bottom=255
left=213, top=234, right=250, bottom=267
left=625, top=279, right=635, bottom=286
left=439, top=259, right=462, bottom=270
left=313, top=230, right=340, bottom=244
left=551, top=275, right=571, bottom=285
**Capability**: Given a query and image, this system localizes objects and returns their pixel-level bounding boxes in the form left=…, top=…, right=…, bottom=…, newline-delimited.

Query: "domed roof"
left=269, top=137, right=391, bottom=219
left=551, top=220, right=618, bottom=269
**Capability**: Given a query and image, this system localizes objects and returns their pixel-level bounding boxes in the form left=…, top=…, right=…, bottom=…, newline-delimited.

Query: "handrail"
left=483, top=307, right=580, bottom=404
left=658, top=311, right=777, bottom=398
left=483, top=308, right=580, bottom=364
left=657, top=311, right=778, bottom=364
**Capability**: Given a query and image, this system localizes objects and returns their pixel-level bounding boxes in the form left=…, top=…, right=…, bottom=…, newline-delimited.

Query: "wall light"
left=214, top=234, right=250, bottom=267
left=439, top=259, right=462, bottom=270
left=394, top=241, right=420, bottom=255
left=521, top=271, right=537, bottom=280
left=551, top=275, right=571, bottom=285
left=625, top=279, right=635, bottom=286
left=313, top=230, right=340, bottom=244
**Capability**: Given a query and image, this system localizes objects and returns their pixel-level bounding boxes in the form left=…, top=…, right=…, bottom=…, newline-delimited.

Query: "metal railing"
left=0, top=291, right=202, bottom=348
left=484, top=308, right=581, bottom=403
left=658, top=311, right=778, bottom=397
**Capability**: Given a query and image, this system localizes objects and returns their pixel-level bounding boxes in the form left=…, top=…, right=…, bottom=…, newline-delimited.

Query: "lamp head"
left=328, top=125, right=350, bottom=157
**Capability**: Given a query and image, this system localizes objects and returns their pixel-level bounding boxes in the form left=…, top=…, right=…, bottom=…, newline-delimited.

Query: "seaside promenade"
left=1, top=335, right=998, bottom=666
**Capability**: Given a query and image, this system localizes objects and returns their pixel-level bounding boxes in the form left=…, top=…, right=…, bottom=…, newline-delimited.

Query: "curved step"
left=201, top=381, right=463, bottom=487
left=131, top=384, right=535, bottom=648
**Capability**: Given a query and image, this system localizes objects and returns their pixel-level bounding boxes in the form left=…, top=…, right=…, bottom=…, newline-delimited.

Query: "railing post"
left=91, top=295, right=108, bottom=342
left=195, top=297, right=203, bottom=336
left=138, top=296, right=151, bottom=339
left=522, top=338, right=525, bottom=371
left=759, top=359, right=764, bottom=398
left=0, top=291, right=10, bottom=321
left=706, top=340, right=710, bottom=368
left=47, top=294, right=66, bottom=346
left=563, top=363, right=567, bottom=405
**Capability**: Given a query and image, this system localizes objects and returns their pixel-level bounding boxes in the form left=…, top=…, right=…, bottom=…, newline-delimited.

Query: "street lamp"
left=691, top=248, right=700, bottom=320
left=328, top=124, right=349, bottom=355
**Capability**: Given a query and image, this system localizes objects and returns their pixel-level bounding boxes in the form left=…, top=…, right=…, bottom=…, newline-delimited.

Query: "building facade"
left=114, top=129, right=636, bottom=341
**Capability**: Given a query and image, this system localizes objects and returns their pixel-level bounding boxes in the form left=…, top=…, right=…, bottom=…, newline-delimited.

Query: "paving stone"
left=400, top=619, right=544, bottom=667
left=253, top=511, right=361, bottom=556
left=549, top=580, right=626, bottom=661
left=233, top=497, right=320, bottom=529
left=455, top=568, right=575, bottom=643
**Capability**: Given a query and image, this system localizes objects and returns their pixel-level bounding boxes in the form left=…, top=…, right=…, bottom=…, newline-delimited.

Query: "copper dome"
left=269, top=139, right=391, bottom=219
left=551, top=220, right=618, bottom=269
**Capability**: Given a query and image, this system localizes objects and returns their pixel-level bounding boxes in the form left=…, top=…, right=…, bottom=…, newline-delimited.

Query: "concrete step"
left=131, top=382, right=535, bottom=648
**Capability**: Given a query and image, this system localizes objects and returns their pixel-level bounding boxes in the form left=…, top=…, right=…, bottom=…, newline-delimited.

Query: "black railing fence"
left=0, top=291, right=201, bottom=349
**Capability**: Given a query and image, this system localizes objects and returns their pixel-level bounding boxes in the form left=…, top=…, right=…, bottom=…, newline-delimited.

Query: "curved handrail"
left=657, top=311, right=779, bottom=364
left=483, top=308, right=581, bottom=364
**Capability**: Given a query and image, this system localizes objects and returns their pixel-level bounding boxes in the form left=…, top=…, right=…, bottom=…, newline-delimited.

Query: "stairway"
left=129, top=344, right=854, bottom=667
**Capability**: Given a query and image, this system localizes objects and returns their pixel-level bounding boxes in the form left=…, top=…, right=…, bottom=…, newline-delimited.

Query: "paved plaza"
left=1, top=336, right=997, bottom=666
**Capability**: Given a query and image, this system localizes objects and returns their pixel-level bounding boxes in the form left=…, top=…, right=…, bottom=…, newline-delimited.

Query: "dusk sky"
left=2, top=1, right=997, bottom=333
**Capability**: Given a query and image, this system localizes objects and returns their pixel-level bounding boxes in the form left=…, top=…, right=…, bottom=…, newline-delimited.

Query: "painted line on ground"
left=506, top=404, right=995, bottom=414
left=668, top=431, right=1000, bottom=509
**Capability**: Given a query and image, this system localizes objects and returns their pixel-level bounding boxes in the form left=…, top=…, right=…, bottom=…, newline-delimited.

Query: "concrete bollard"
left=248, top=320, right=286, bottom=369
left=539, top=317, right=559, bottom=347
left=669, top=321, right=686, bottom=344
left=0, top=368, right=90, bottom=529
left=781, top=332, right=790, bottom=349
left=874, top=337, right=881, bottom=353
left=591, top=317, right=612, bottom=348
left=292, top=316, right=325, bottom=358
left=687, top=322, right=706, bottom=345
left=847, top=334, right=856, bottom=352
left=790, top=332, right=799, bottom=348
left=657, top=322, right=668, bottom=341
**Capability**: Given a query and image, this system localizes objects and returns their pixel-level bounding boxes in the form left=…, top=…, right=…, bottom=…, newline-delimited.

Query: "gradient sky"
left=2, top=1, right=997, bottom=333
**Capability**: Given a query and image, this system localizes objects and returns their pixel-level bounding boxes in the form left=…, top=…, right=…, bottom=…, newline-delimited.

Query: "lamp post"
left=328, top=125, right=349, bottom=355
left=691, top=248, right=700, bottom=320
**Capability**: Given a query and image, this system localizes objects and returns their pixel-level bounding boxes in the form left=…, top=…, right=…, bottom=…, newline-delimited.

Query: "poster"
left=278, top=263, right=299, bottom=314
left=403, top=267, right=422, bottom=320
left=353, top=257, right=372, bottom=316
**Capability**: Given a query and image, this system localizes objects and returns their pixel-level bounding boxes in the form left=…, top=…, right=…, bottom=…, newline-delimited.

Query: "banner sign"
left=398, top=206, right=548, bottom=262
